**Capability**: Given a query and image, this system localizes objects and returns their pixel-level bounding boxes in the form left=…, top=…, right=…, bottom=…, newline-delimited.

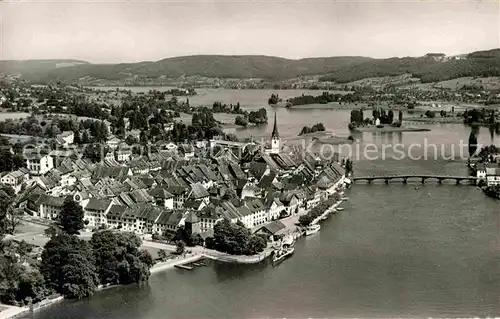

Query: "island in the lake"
left=348, top=107, right=431, bottom=133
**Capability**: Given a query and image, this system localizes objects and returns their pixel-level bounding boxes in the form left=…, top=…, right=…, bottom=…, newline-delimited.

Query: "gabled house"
left=56, top=131, right=74, bottom=147
left=116, top=146, right=132, bottom=163
left=106, top=136, right=122, bottom=149
left=84, top=198, right=113, bottom=228
left=23, top=149, right=54, bottom=176
left=26, top=194, right=65, bottom=220
left=148, top=187, right=174, bottom=209
left=167, top=185, right=188, bottom=208
left=255, top=220, right=286, bottom=242
left=134, top=205, right=163, bottom=234
left=198, top=204, right=224, bottom=233
left=180, top=144, right=195, bottom=160
left=106, top=205, right=127, bottom=229
left=265, top=195, right=285, bottom=221
left=244, top=197, right=267, bottom=226
left=188, top=182, right=210, bottom=204
left=279, top=192, right=300, bottom=216
left=183, top=199, right=206, bottom=211
left=486, top=165, right=500, bottom=186
left=0, top=168, right=29, bottom=193
left=152, top=209, right=184, bottom=235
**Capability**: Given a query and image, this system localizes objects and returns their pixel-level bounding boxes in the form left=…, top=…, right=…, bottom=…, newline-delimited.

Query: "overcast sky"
left=1, top=0, right=498, bottom=63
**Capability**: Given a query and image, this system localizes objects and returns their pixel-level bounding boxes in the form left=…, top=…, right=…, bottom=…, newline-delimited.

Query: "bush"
left=424, top=110, right=435, bottom=118
left=234, top=116, right=248, bottom=127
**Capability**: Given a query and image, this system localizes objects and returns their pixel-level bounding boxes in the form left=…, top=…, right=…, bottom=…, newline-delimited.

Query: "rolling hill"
left=0, top=59, right=90, bottom=75
left=1, top=49, right=499, bottom=85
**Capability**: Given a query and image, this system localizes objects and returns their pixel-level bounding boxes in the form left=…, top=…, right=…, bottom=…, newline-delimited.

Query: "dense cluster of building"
left=2, top=115, right=347, bottom=241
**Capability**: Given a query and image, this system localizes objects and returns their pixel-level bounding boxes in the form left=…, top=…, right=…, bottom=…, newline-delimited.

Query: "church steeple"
left=270, top=112, right=280, bottom=154
left=272, top=112, right=279, bottom=139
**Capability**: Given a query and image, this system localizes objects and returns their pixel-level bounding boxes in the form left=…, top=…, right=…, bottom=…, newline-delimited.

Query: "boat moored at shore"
left=305, top=224, right=321, bottom=236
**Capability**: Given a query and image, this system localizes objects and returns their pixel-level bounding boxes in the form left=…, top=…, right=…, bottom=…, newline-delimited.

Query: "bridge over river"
left=352, top=174, right=478, bottom=185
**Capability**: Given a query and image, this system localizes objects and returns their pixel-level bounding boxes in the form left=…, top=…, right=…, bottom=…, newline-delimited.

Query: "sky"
left=0, top=0, right=499, bottom=63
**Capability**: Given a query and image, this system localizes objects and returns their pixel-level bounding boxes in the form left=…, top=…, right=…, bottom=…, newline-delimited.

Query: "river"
left=27, top=89, right=500, bottom=318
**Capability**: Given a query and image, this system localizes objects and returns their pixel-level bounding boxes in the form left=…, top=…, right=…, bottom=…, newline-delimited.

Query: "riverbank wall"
left=203, top=249, right=273, bottom=264
left=0, top=295, right=64, bottom=319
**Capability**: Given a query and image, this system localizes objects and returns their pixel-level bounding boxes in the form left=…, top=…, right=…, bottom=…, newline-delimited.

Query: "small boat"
left=273, top=236, right=295, bottom=265
left=273, top=246, right=295, bottom=265
left=320, top=214, right=328, bottom=220
left=305, top=224, right=321, bottom=236
left=336, top=207, right=345, bottom=212
left=341, top=197, right=349, bottom=200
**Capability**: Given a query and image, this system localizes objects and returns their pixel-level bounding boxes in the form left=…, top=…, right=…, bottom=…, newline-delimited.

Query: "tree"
left=248, top=108, right=268, bottom=124
left=0, top=186, right=18, bottom=234
left=468, top=131, right=478, bottom=157
left=90, top=230, right=120, bottom=285
left=58, top=198, right=84, bottom=235
left=158, top=249, right=168, bottom=261
left=345, top=158, right=354, bottom=175
left=81, top=130, right=90, bottom=144
left=0, top=255, right=50, bottom=306
left=299, top=214, right=313, bottom=227
left=73, top=130, right=81, bottom=144
left=91, top=231, right=152, bottom=286
left=424, top=110, right=435, bottom=118
left=388, top=110, right=394, bottom=123
left=60, top=253, right=99, bottom=299
left=175, top=241, right=185, bottom=255
left=234, top=116, right=248, bottom=127
left=210, top=219, right=266, bottom=255
left=41, top=233, right=98, bottom=299
left=43, top=225, right=57, bottom=239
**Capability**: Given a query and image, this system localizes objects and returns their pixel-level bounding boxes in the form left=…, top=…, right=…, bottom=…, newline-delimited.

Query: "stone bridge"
left=352, top=175, right=478, bottom=185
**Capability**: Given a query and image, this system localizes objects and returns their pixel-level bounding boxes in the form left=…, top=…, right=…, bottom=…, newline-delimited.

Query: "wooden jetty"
left=192, top=262, right=206, bottom=267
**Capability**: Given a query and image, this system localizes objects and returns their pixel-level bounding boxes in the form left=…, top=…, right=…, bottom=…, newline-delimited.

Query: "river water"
left=28, top=89, right=500, bottom=318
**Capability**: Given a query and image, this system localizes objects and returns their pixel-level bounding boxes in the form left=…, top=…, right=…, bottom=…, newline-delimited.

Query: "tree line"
left=299, top=123, right=325, bottom=136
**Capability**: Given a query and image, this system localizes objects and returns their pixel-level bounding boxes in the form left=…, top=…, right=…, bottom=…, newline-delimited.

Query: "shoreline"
left=285, top=103, right=372, bottom=110
left=353, top=126, right=431, bottom=133
left=403, top=117, right=464, bottom=124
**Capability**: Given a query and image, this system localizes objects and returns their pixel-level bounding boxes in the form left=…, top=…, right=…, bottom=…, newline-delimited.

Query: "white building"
left=26, top=194, right=65, bottom=220
left=485, top=166, right=500, bottom=186
left=116, top=147, right=132, bottom=162
left=0, top=168, right=29, bottom=193
left=56, top=131, right=74, bottom=147
left=476, top=164, right=486, bottom=180
left=84, top=198, right=113, bottom=227
left=24, top=150, right=54, bottom=176
left=107, top=136, right=122, bottom=150
left=266, top=197, right=285, bottom=221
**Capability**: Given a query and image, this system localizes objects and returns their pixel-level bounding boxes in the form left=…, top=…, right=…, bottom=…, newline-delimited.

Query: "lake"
left=27, top=89, right=500, bottom=318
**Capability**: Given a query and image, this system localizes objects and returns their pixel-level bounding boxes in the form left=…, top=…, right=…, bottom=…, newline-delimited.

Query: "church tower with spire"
left=270, top=112, right=280, bottom=154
